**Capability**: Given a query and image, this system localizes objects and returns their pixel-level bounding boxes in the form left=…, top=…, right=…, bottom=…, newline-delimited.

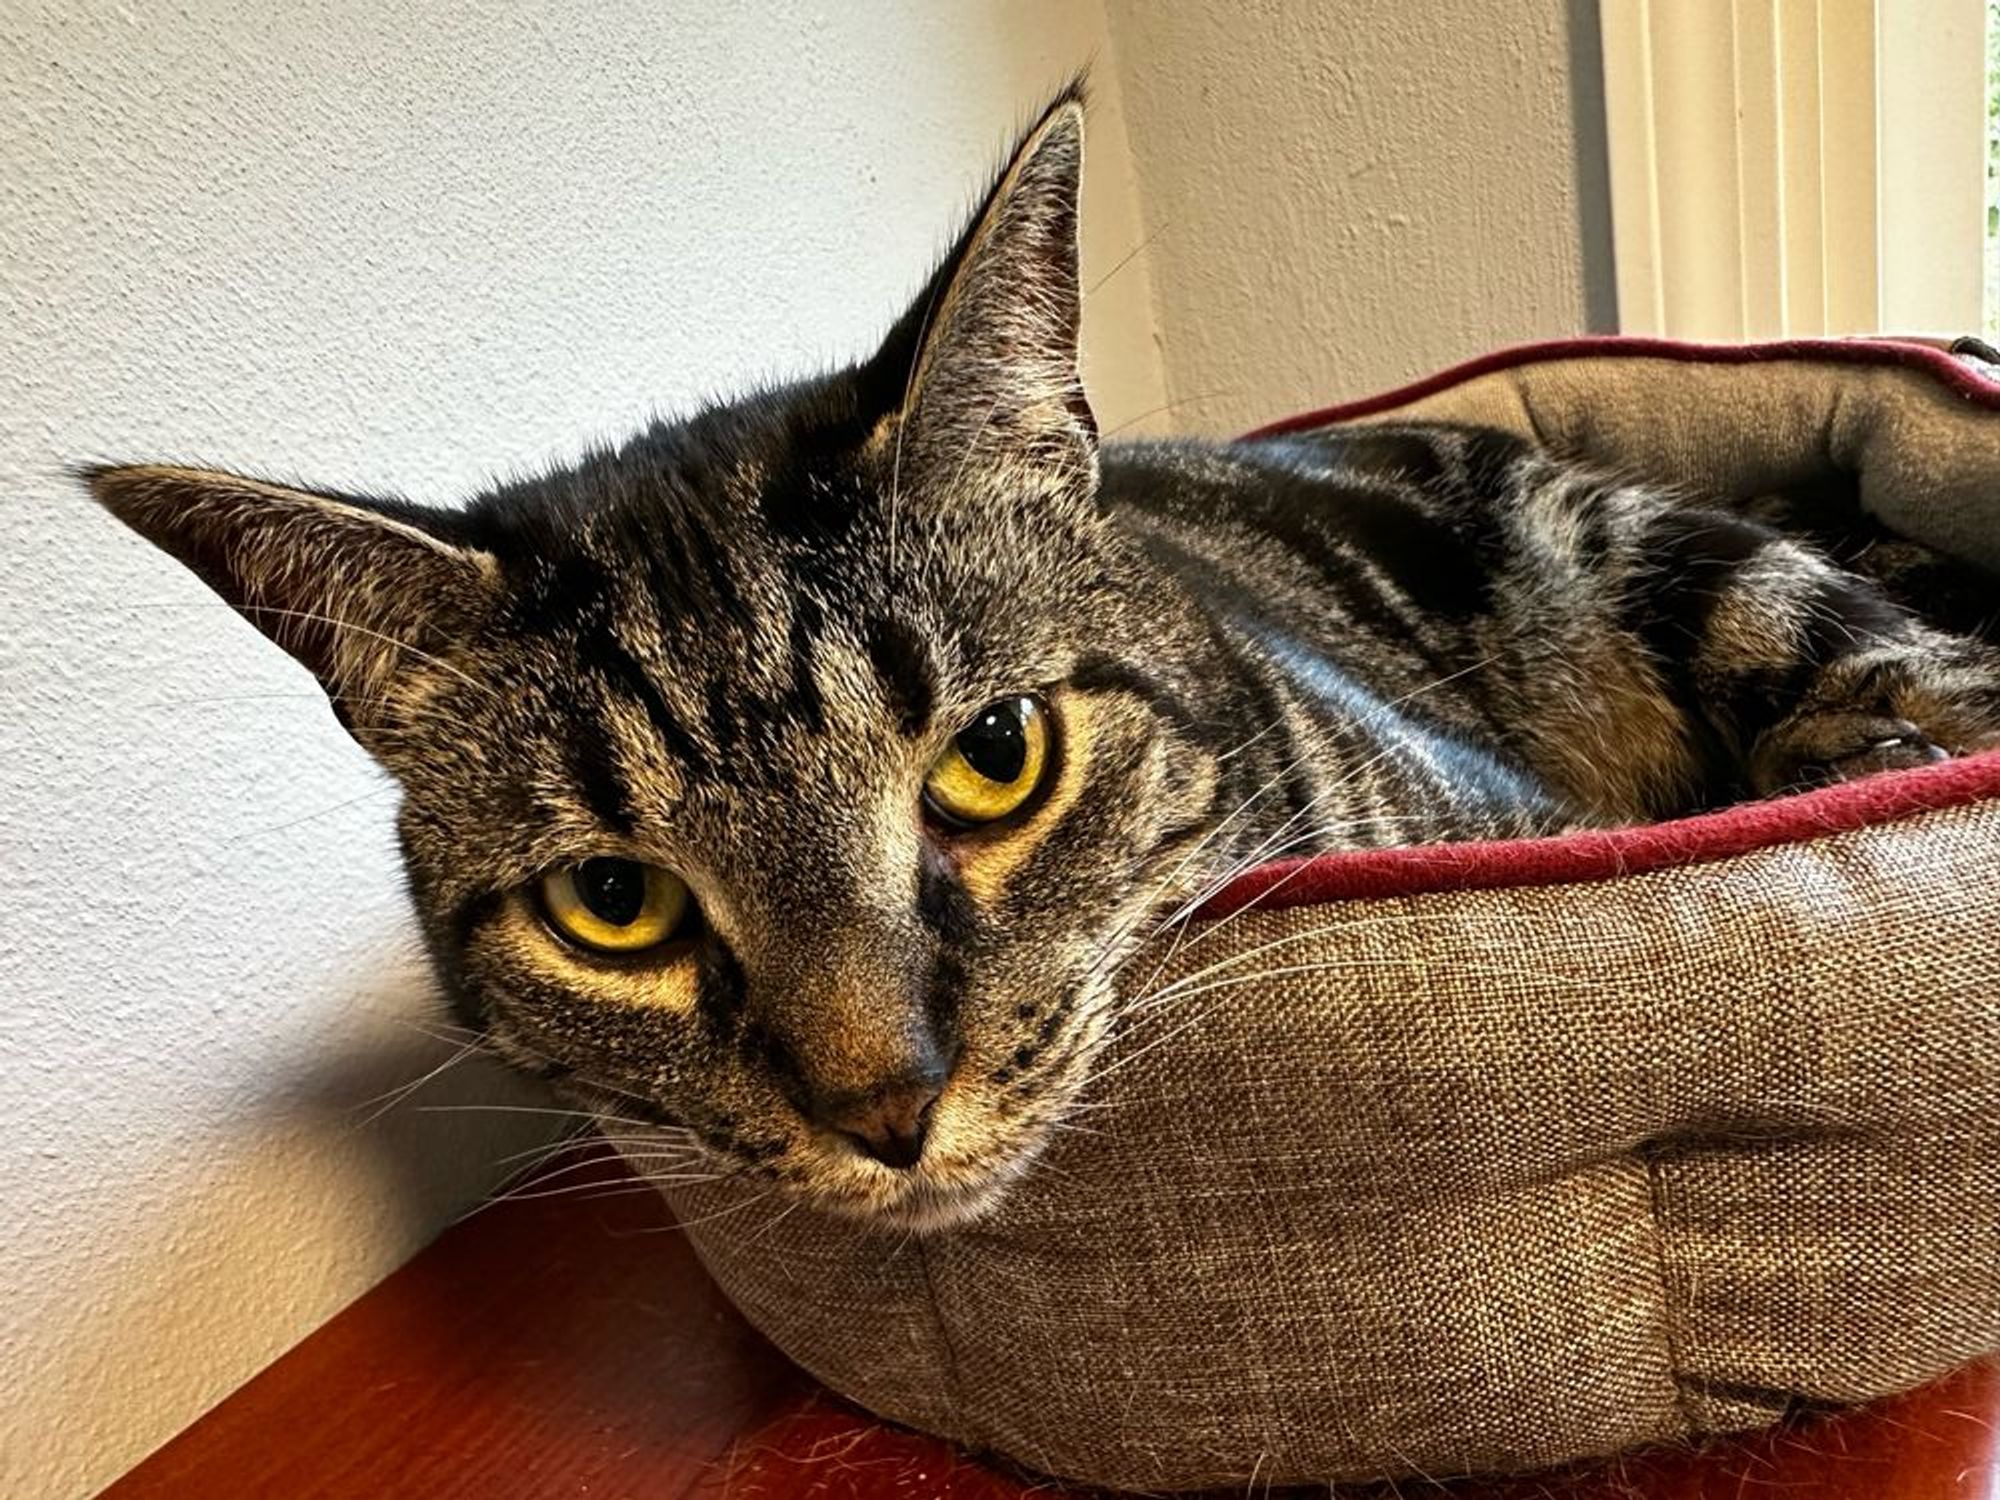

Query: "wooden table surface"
left=103, top=1146, right=1999, bottom=1499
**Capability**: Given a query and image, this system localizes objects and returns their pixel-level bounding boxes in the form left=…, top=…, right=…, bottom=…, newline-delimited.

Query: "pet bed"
left=644, top=337, right=2000, bottom=1491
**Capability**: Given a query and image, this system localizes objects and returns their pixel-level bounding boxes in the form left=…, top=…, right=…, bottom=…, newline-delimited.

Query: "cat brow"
left=862, top=613, right=937, bottom=737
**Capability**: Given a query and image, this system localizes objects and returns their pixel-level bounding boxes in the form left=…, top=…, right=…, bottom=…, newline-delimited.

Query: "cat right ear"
left=86, top=464, right=498, bottom=739
left=864, top=84, right=1096, bottom=504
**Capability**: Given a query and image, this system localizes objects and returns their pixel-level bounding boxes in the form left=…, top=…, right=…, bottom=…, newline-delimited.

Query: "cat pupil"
left=958, top=704, right=1028, bottom=783
left=577, top=858, right=646, bottom=927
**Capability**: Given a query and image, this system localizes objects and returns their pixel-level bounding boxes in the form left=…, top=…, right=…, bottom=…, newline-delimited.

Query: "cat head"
left=90, top=89, right=1224, bottom=1229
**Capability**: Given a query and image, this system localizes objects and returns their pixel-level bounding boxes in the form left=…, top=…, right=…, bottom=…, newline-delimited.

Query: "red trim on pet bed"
left=1201, top=749, right=2000, bottom=918
left=1245, top=335, right=2000, bottom=438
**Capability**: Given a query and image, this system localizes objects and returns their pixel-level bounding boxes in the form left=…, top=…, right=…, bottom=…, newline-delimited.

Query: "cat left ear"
left=869, top=85, right=1096, bottom=498
left=86, top=464, right=499, bottom=740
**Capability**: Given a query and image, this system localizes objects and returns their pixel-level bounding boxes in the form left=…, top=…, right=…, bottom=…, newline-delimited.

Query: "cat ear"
left=869, top=85, right=1096, bottom=497
left=87, top=464, right=498, bottom=734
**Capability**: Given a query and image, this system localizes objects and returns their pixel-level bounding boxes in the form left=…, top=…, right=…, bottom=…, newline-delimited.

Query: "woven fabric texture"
left=651, top=340, right=2000, bottom=1490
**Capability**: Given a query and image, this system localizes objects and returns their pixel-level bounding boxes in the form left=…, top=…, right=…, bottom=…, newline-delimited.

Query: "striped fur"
left=89, top=89, right=2000, bottom=1229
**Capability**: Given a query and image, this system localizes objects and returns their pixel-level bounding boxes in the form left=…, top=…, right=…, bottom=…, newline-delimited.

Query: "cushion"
left=641, top=337, right=2000, bottom=1492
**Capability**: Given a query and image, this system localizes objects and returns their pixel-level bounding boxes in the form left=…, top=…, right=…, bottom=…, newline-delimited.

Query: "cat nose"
left=826, top=1079, right=944, bottom=1169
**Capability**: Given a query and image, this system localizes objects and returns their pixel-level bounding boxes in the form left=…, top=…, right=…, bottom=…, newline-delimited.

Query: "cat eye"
left=538, top=858, right=692, bottom=955
left=924, top=696, right=1052, bottom=827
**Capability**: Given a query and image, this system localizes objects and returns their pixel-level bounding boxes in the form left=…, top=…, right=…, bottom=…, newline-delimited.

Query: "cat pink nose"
left=828, top=1081, right=942, bottom=1169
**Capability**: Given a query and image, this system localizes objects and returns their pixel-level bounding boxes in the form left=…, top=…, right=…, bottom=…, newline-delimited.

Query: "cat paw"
left=1750, top=714, right=1950, bottom=796
left=1815, top=726, right=1951, bottom=783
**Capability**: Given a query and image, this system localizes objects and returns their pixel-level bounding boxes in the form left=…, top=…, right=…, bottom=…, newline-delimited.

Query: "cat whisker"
left=455, top=1142, right=734, bottom=1227
left=95, top=598, right=496, bottom=700
left=1098, top=950, right=1414, bottom=1092
left=1098, top=391, right=1240, bottom=441
left=349, top=1036, right=486, bottom=1126
left=1118, top=729, right=1330, bottom=946
left=146, top=690, right=343, bottom=707
left=572, top=1178, right=729, bottom=1208
left=1084, top=221, right=1169, bottom=297
left=475, top=1025, right=683, bottom=1115
left=1041, top=1119, right=1108, bottom=1139
left=501, top=1168, right=727, bottom=1207
left=562, top=1070, right=697, bottom=1114
left=885, top=279, right=946, bottom=563
left=1118, top=912, right=1438, bottom=1021
left=1107, top=744, right=1363, bottom=1004
left=747, top=1191, right=809, bottom=1245
left=230, top=602, right=493, bottom=695
left=644, top=1185, right=781, bottom=1235
left=483, top=1121, right=701, bottom=1171
left=225, top=784, right=401, bottom=844
left=590, top=1126, right=710, bottom=1156
left=1151, top=715, right=1393, bottom=913
left=1211, top=714, right=1290, bottom=765
left=144, top=688, right=483, bottom=736
left=1048, top=1098, right=1117, bottom=1116
left=414, top=1102, right=613, bottom=1123
left=1123, top=805, right=1403, bottom=989
left=1113, top=655, right=1508, bottom=995
left=1124, top=938, right=1605, bottom=1026
left=1020, top=1153, right=1079, bottom=1186
left=488, top=1148, right=647, bottom=1197
left=485, top=1128, right=600, bottom=1172
left=946, top=388, right=1011, bottom=496
left=389, top=1015, right=483, bottom=1042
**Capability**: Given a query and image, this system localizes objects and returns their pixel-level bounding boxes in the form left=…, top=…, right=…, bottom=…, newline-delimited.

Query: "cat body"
left=90, top=88, right=2000, bottom=1229
left=1108, top=426, right=1998, bottom=839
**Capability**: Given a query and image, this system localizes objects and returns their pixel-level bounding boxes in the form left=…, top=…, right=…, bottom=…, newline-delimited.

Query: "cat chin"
left=808, top=1137, right=1049, bottom=1235
left=860, top=1172, right=1020, bottom=1234
left=590, top=1111, right=1043, bottom=1234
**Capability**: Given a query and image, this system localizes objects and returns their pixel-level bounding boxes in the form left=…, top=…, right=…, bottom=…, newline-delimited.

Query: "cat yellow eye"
left=538, top=858, right=691, bottom=955
left=924, top=696, right=1052, bottom=827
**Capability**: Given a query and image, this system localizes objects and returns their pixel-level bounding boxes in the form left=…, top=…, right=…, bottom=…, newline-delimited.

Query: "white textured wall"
left=0, top=4, right=1160, bottom=1495
left=1108, top=0, right=1610, bottom=434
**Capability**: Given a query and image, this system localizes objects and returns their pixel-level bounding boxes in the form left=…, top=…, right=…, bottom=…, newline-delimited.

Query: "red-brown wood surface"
left=103, top=1147, right=2000, bottom=1500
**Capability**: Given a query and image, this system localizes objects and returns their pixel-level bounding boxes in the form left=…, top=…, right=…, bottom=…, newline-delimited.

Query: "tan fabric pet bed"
left=646, top=337, right=2000, bottom=1491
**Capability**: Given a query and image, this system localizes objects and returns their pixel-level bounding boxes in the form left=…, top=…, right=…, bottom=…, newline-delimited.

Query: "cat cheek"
left=949, top=700, right=1100, bottom=908
left=520, top=958, right=700, bottom=1022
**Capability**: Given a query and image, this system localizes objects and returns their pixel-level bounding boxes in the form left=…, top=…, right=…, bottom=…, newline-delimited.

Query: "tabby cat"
left=91, top=88, right=2000, bottom=1230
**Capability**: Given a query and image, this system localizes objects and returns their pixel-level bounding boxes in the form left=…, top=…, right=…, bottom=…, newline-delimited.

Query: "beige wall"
left=1109, top=0, right=1612, bottom=435
left=0, top=4, right=1159, bottom=1495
